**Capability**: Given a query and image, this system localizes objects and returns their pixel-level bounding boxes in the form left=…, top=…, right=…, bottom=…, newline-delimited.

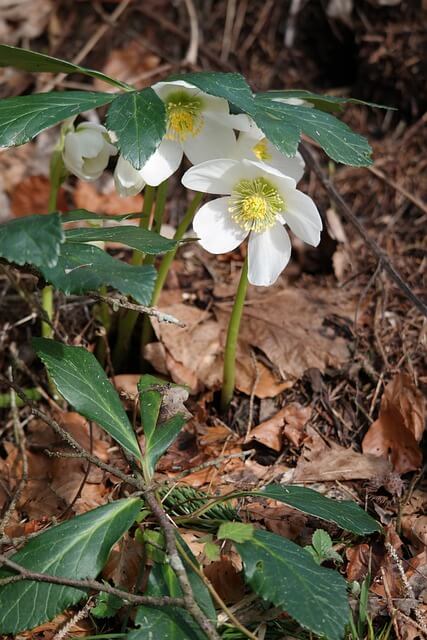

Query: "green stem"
left=41, top=150, right=64, bottom=338
left=140, top=191, right=203, bottom=350
left=113, top=185, right=156, bottom=370
left=220, top=256, right=249, bottom=412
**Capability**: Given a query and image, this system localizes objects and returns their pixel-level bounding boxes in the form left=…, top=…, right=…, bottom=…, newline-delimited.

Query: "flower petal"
left=283, top=189, right=323, bottom=246
left=248, top=223, right=292, bottom=286
left=182, top=159, right=241, bottom=194
left=114, top=156, right=145, bottom=196
left=140, top=139, right=183, bottom=186
left=193, top=197, right=248, bottom=254
left=182, top=117, right=237, bottom=165
left=266, top=146, right=305, bottom=183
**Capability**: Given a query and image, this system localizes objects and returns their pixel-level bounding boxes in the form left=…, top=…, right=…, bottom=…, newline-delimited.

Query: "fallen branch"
left=90, top=292, right=185, bottom=326
left=300, top=143, right=427, bottom=318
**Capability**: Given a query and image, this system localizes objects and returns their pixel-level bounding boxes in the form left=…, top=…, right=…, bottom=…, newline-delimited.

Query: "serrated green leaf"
left=106, top=88, right=166, bottom=170
left=33, top=338, right=141, bottom=460
left=61, top=209, right=146, bottom=223
left=0, top=91, right=115, bottom=148
left=217, top=522, right=254, bottom=543
left=0, top=498, right=142, bottom=634
left=40, top=242, right=156, bottom=305
left=0, top=212, right=64, bottom=268
left=257, top=90, right=391, bottom=113
left=236, top=529, right=349, bottom=640
left=0, top=44, right=130, bottom=90
left=254, top=96, right=372, bottom=166
left=312, top=529, right=334, bottom=554
left=167, top=72, right=255, bottom=115
left=258, top=485, right=380, bottom=535
left=65, top=225, right=176, bottom=254
left=91, top=590, right=124, bottom=618
left=138, top=375, right=187, bottom=479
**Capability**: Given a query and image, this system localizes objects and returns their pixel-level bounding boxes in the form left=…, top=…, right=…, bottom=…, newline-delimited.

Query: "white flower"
left=231, top=115, right=305, bottom=183
left=182, top=158, right=322, bottom=287
left=63, top=122, right=117, bottom=181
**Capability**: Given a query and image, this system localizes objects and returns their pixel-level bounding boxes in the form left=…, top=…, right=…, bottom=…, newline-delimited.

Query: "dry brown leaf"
left=93, top=40, right=161, bottom=91
left=204, top=557, right=245, bottom=604
left=362, top=374, right=425, bottom=474
left=102, top=534, right=142, bottom=590
left=0, top=0, right=53, bottom=45
left=10, top=175, right=68, bottom=217
left=73, top=180, right=143, bottom=215
left=401, top=490, right=427, bottom=552
left=345, top=542, right=385, bottom=582
left=247, top=402, right=311, bottom=451
left=295, top=427, right=392, bottom=482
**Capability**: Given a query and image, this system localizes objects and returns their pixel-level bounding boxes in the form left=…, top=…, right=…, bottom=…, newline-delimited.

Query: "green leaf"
left=0, top=498, right=142, bottom=634
left=61, top=209, right=146, bottom=223
left=256, top=90, right=391, bottom=113
left=0, top=212, right=64, bottom=268
left=106, top=88, right=166, bottom=170
left=0, top=44, right=130, bottom=90
left=138, top=375, right=187, bottom=479
left=33, top=338, right=141, bottom=460
left=65, top=225, right=176, bottom=255
left=91, top=590, right=124, bottom=618
left=254, top=96, right=372, bottom=166
left=167, top=71, right=255, bottom=115
left=307, top=530, right=343, bottom=566
left=40, top=242, right=156, bottom=305
left=0, top=91, right=115, bottom=148
left=235, top=529, right=349, bottom=640
left=258, top=485, right=380, bottom=535
left=177, top=533, right=217, bottom=624
left=217, top=522, right=254, bottom=543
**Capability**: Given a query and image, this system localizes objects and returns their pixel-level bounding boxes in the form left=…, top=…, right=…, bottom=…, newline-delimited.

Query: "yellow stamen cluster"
left=165, top=91, right=204, bottom=142
left=229, top=177, right=284, bottom=233
left=252, top=138, right=272, bottom=161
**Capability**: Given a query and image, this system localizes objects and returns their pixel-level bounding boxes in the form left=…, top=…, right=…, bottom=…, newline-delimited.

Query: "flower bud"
left=63, top=122, right=117, bottom=181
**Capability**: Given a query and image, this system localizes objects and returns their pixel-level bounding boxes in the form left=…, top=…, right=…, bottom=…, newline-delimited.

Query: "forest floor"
left=0, top=1, right=425, bottom=639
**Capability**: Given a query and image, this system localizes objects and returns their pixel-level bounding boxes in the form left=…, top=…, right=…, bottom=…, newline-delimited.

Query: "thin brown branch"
left=300, top=143, right=427, bottom=318
left=90, top=292, right=185, bottom=326
left=0, top=553, right=184, bottom=608
left=145, top=489, right=221, bottom=640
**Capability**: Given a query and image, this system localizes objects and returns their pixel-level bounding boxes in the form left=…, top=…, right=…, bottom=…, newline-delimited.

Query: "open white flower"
left=231, top=114, right=305, bottom=183
left=63, top=122, right=117, bottom=181
left=182, top=158, right=322, bottom=287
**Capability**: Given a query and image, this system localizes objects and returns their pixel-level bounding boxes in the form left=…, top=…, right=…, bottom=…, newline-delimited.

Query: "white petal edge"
left=140, top=139, right=183, bottom=186
left=248, top=223, right=292, bottom=286
left=193, top=197, right=248, bottom=254
left=182, top=117, right=236, bottom=165
left=114, top=156, right=145, bottom=196
left=182, top=159, right=241, bottom=195
left=283, top=189, right=323, bottom=246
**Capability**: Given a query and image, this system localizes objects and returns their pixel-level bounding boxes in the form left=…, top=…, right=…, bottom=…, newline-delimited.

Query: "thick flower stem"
left=220, top=257, right=249, bottom=412
left=41, top=150, right=64, bottom=338
left=113, top=185, right=156, bottom=370
left=140, top=192, right=203, bottom=351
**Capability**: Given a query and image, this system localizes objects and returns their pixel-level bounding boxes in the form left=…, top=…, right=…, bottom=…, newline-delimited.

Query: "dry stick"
left=0, top=374, right=140, bottom=489
left=367, top=165, right=427, bottom=217
left=300, top=143, right=427, bottom=318
left=0, top=553, right=183, bottom=608
left=145, top=490, right=221, bottom=640
left=0, top=371, right=29, bottom=538
left=89, top=292, right=185, bottom=326
left=182, top=0, right=199, bottom=64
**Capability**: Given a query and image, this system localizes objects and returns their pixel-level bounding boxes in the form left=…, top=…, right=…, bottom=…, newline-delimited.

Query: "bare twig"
left=170, top=449, right=255, bottom=481
left=145, top=490, right=221, bottom=640
left=0, top=374, right=141, bottom=489
left=367, top=165, right=427, bottom=216
left=89, top=292, right=185, bottom=326
left=300, top=143, right=427, bottom=318
left=0, top=553, right=184, bottom=608
left=221, top=0, right=237, bottom=62
left=182, top=0, right=199, bottom=65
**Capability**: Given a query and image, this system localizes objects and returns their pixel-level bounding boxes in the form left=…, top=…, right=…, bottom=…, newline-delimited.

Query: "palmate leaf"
left=106, top=88, right=166, bottom=170
left=0, top=212, right=64, bottom=268
left=65, top=225, right=176, bottom=255
left=138, top=375, right=187, bottom=479
left=0, top=91, right=115, bottom=148
left=0, top=44, right=129, bottom=90
left=258, top=485, right=380, bottom=535
left=254, top=95, right=372, bottom=166
left=40, top=242, right=156, bottom=305
left=0, top=498, right=142, bottom=634
left=235, top=529, right=349, bottom=640
left=33, top=338, right=142, bottom=460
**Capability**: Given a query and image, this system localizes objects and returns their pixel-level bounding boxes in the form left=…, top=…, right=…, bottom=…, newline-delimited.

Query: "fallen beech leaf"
left=204, top=557, right=245, bottom=604
left=401, top=490, right=427, bottom=552
left=74, top=180, right=143, bottom=215
left=345, top=543, right=385, bottom=582
left=295, top=427, right=392, bottom=482
left=103, top=534, right=142, bottom=590
left=248, top=401, right=312, bottom=451
left=282, top=403, right=312, bottom=446
left=362, top=374, right=425, bottom=474
left=11, top=175, right=67, bottom=217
